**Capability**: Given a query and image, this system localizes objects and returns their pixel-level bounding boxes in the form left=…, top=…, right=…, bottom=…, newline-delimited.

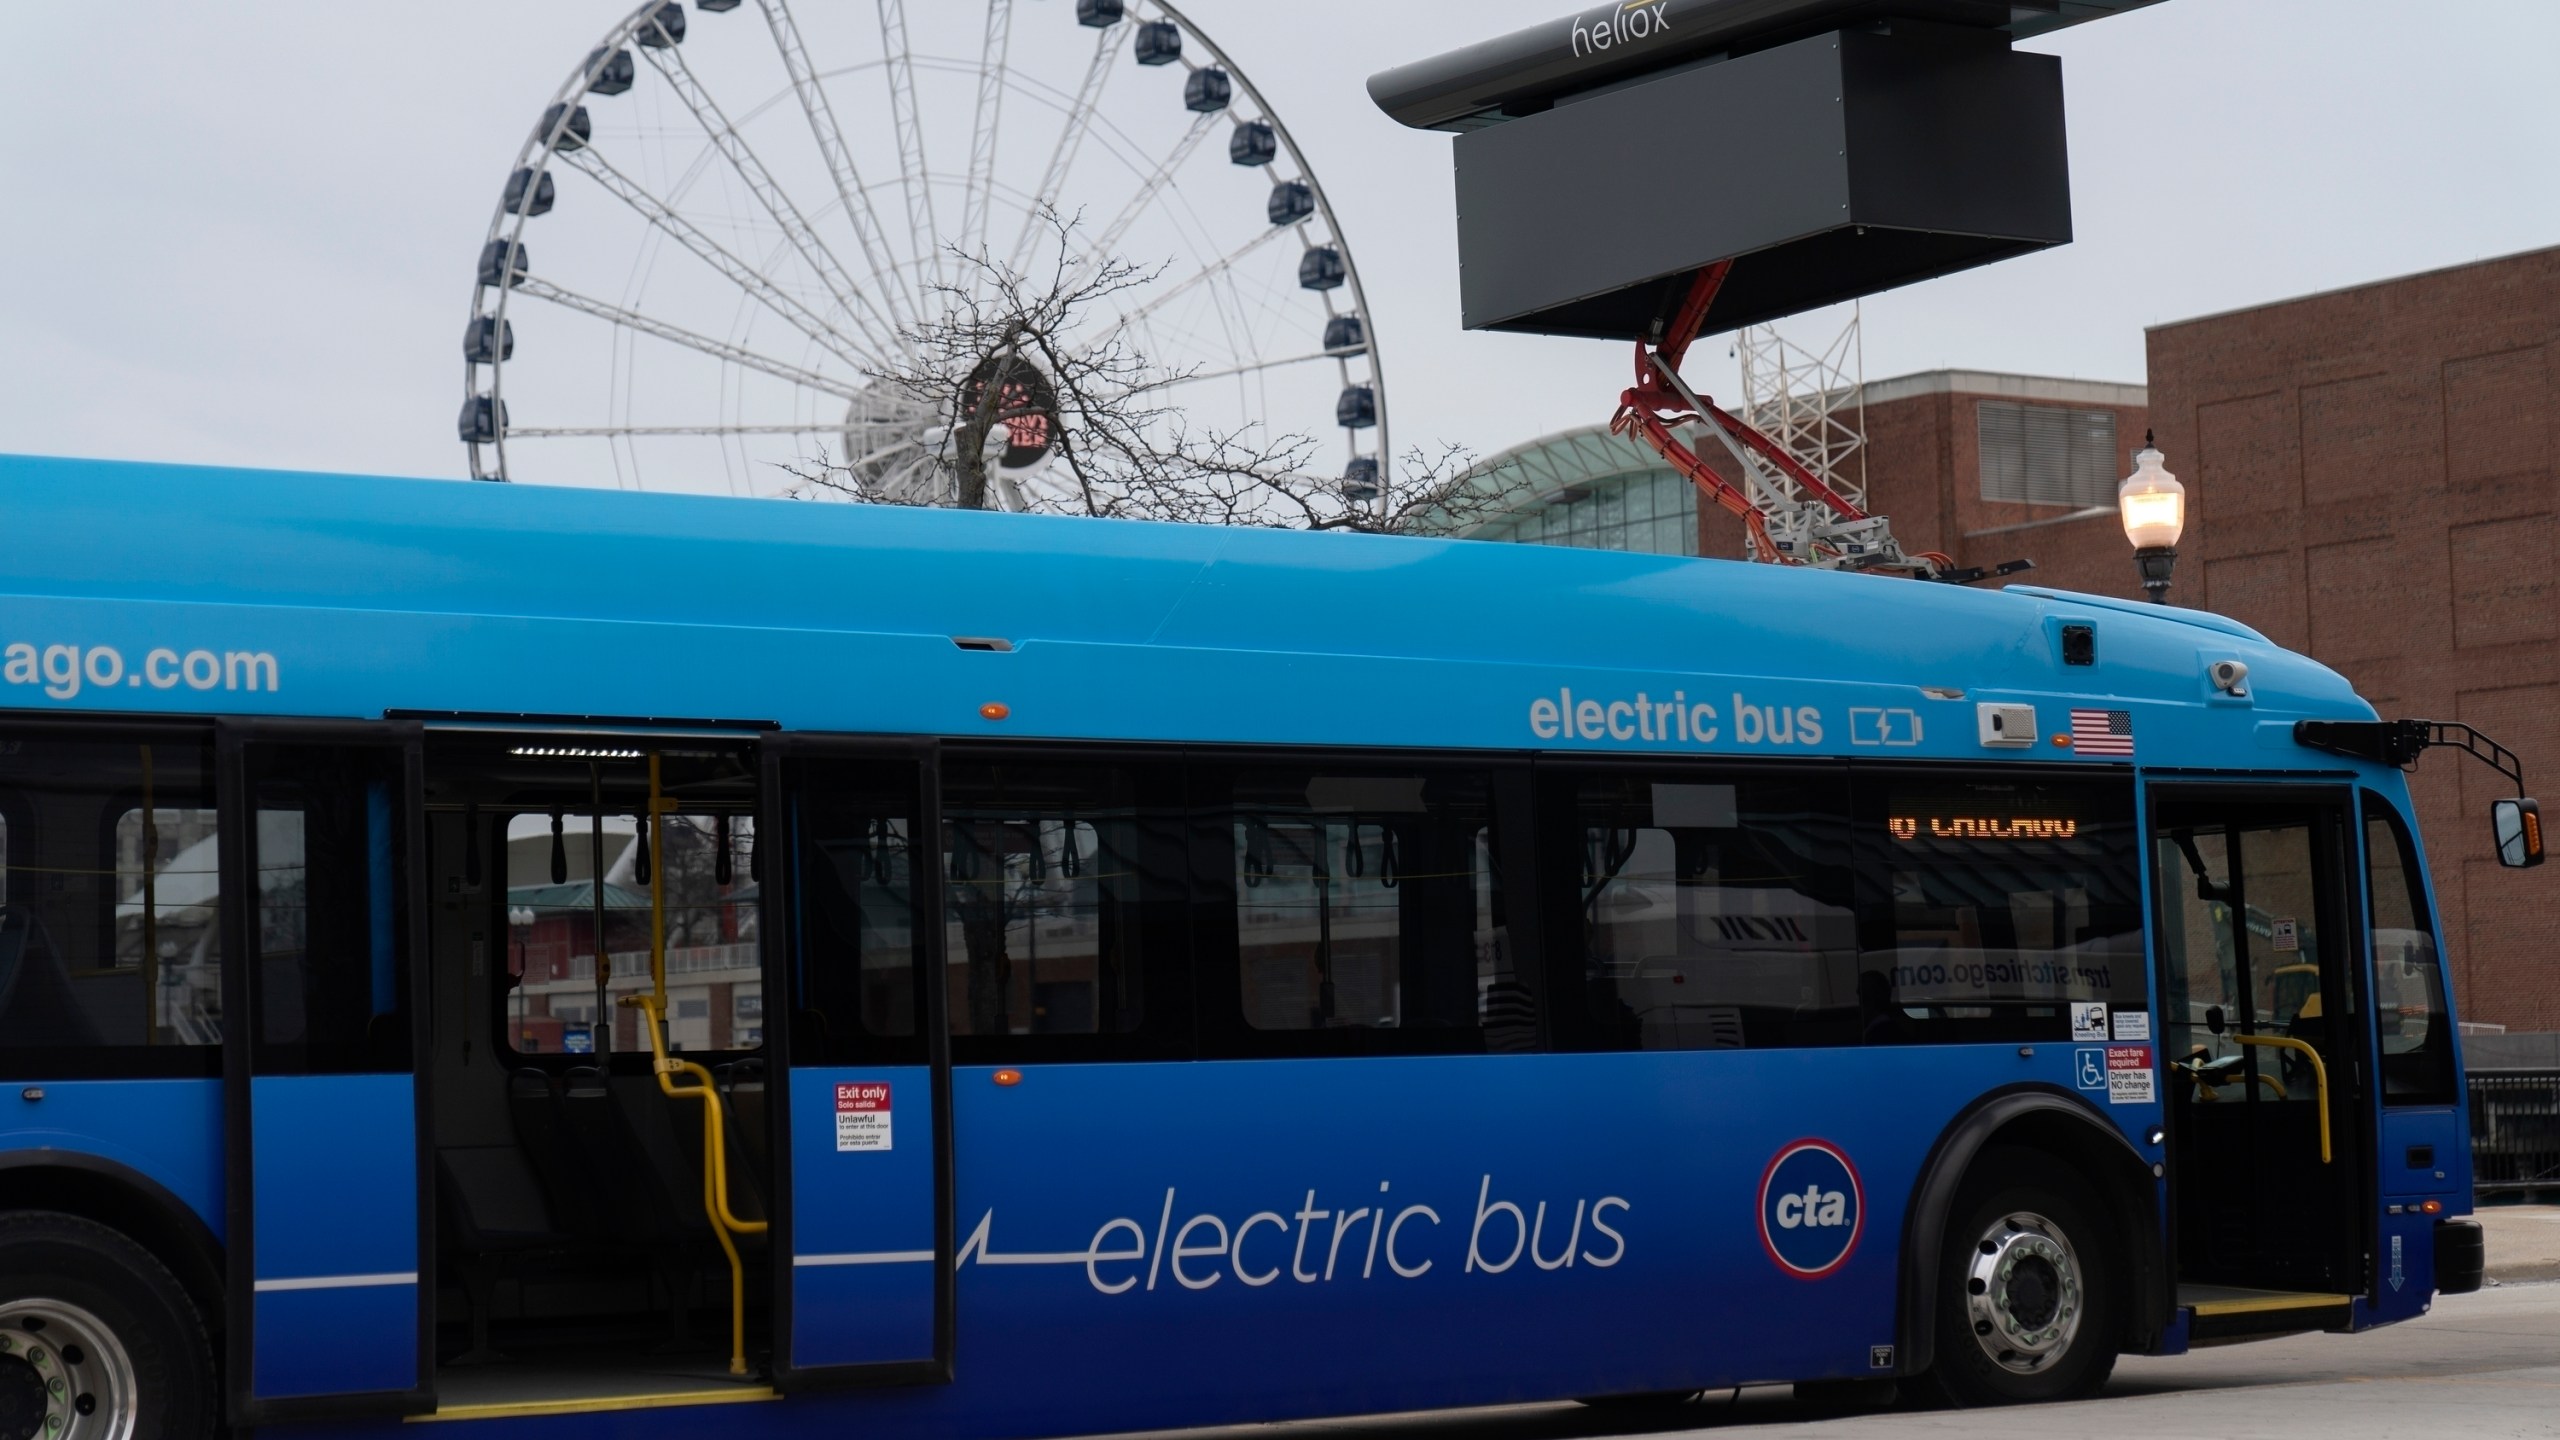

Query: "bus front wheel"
left=0, top=1210, right=215, bottom=1440
left=1929, top=1149, right=2118, bottom=1407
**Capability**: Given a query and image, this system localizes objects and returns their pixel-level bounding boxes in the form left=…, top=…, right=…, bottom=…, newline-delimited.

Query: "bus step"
left=2180, top=1283, right=2355, bottom=1343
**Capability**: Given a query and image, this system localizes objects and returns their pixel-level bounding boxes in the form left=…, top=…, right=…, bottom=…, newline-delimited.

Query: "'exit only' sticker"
left=836, top=1082, right=891, bottom=1152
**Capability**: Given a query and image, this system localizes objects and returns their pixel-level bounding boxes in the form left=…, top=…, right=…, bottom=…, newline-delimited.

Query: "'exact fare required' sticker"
left=836, top=1082, right=891, bottom=1152
left=2106, top=1046, right=2155, bottom=1105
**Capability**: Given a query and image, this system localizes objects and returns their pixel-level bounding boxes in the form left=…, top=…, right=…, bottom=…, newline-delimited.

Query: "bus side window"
left=1852, top=771, right=2146, bottom=1044
left=245, top=746, right=412, bottom=1074
left=500, top=809, right=762, bottom=1057
left=2363, top=793, right=2457, bottom=1105
left=791, top=760, right=930, bottom=1066
left=0, top=729, right=223, bottom=1074
left=937, top=758, right=1180, bottom=1047
left=1564, top=766, right=1857, bottom=1051
left=115, top=803, right=223, bottom=1026
left=1223, top=766, right=1505, bottom=1044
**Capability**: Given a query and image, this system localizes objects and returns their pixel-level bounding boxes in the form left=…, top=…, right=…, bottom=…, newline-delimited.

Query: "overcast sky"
left=3, top=0, right=2555, bottom=485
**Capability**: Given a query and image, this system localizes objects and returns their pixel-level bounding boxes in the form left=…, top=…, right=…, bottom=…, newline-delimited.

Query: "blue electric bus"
left=0, top=454, right=2537, bottom=1440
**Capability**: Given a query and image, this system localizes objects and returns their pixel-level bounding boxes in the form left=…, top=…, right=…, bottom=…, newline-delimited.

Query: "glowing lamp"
left=2118, top=433, right=2184, bottom=603
left=2118, top=444, right=2185, bottom=549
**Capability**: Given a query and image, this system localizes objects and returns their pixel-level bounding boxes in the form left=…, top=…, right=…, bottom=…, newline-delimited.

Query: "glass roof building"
left=1429, top=371, right=2153, bottom=563
left=1436, top=425, right=1700, bottom=556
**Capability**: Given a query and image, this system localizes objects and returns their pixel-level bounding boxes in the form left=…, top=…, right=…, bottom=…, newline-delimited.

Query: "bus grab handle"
left=2231, top=1035, right=2331, bottom=1164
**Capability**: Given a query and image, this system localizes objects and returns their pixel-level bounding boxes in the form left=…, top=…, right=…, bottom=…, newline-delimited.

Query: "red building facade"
left=2142, top=247, right=2560, bottom=1033
left=1697, top=370, right=2154, bottom=584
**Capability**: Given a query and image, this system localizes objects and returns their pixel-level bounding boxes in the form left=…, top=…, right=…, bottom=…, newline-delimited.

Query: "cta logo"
left=1758, top=1140, right=1863, bottom=1279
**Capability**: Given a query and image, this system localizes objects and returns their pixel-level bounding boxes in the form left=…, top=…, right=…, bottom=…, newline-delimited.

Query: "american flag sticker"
left=2071, top=708, right=2135, bottom=756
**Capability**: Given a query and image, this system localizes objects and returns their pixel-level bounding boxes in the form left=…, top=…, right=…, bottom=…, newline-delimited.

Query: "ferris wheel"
left=460, top=0, right=1387, bottom=508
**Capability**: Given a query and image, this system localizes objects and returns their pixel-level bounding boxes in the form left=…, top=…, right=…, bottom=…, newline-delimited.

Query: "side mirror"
left=2493, top=798, right=2545, bottom=869
left=2205, top=1005, right=2226, bottom=1036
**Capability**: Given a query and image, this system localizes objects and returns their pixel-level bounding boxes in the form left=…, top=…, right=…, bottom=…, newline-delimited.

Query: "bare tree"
left=1253, top=438, right=1499, bottom=535
left=780, top=207, right=1531, bottom=536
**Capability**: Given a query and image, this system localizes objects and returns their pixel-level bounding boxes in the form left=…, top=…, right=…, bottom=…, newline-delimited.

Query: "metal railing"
left=2471, top=1072, right=2560, bottom=1198
left=552, top=942, right=758, bottom=982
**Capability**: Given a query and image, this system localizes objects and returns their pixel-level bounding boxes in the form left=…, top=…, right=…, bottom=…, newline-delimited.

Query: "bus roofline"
left=2003, top=585, right=2273, bottom=645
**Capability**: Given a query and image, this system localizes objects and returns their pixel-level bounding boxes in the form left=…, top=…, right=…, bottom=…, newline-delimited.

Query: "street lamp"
left=2118, top=430, right=2185, bottom=604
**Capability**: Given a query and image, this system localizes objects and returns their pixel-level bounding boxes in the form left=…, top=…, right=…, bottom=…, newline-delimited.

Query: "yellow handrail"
left=2232, top=1034, right=2331, bottom=1163
left=615, top=752, right=766, bottom=1378
left=2171, top=1059, right=2287, bottom=1102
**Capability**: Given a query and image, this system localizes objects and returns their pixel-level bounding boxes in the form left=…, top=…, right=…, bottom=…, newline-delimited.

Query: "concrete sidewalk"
left=1132, top=1284, right=2560, bottom=1440
left=2475, top=1203, right=2560, bottom=1283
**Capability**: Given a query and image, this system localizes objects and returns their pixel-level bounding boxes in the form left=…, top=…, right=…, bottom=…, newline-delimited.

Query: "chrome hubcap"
left=0, top=1301, right=136, bottom=1440
left=1962, top=1209, right=2084, bottom=1376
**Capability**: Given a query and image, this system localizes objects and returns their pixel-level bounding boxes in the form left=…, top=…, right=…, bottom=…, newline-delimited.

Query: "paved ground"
left=1217, top=1284, right=2560, bottom=1439
left=1117, top=1220, right=2560, bottom=1440
left=2481, top=1204, right=2560, bottom=1283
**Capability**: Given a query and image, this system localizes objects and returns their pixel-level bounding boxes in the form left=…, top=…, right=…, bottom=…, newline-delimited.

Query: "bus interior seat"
left=717, top=1058, right=770, bottom=1183
left=612, top=1071, right=770, bottom=1246
left=443, top=1060, right=763, bottom=1359
left=682, top=1059, right=767, bottom=1227
left=557, top=1068, right=674, bottom=1238
left=507, top=1068, right=606, bottom=1244
left=2281, top=994, right=2331, bottom=1088
left=435, top=1144, right=575, bottom=1362
left=604, top=1073, right=718, bottom=1234
left=0, top=906, right=103, bottom=1048
left=561, top=1066, right=711, bottom=1337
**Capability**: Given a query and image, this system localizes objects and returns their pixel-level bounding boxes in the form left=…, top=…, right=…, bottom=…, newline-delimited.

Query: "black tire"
left=1928, top=1148, right=2118, bottom=1407
left=0, top=1210, right=217, bottom=1440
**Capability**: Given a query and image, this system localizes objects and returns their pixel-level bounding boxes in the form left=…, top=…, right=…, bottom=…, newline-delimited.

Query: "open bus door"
left=2148, top=783, right=2370, bottom=1340
left=216, top=719, right=432, bottom=1425
left=2359, top=789, right=2477, bottom=1319
left=761, top=737, right=955, bottom=1387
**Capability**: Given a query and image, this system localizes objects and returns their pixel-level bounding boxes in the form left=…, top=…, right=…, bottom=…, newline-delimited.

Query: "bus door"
left=2360, top=789, right=2469, bottom=1322
left=760, top=738, right=954, bottom=1385
left=2149, top=784, right=2368, bottom=1309
left=217, top=720, right=431, bottom=1424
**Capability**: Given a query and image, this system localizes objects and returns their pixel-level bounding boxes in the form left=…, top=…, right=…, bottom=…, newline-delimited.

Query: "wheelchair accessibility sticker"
left=2075, top=1046, right=2153, bottom=1103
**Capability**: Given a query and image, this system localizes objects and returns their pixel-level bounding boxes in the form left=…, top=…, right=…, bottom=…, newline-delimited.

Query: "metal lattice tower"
left=1609, top=262, right=1944, bottom=576
left=1734, top=303, right=1867, bottom=522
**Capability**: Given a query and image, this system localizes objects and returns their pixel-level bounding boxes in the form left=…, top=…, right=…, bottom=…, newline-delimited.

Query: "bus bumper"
left=2436, top=1219, right=2485, bottom=1295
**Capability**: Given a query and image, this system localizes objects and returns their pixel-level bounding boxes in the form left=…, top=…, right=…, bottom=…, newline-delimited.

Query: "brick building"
left=1690, top=370, right=2152, bottom=580
left=2139, top=247, right=2560, bottom=1034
